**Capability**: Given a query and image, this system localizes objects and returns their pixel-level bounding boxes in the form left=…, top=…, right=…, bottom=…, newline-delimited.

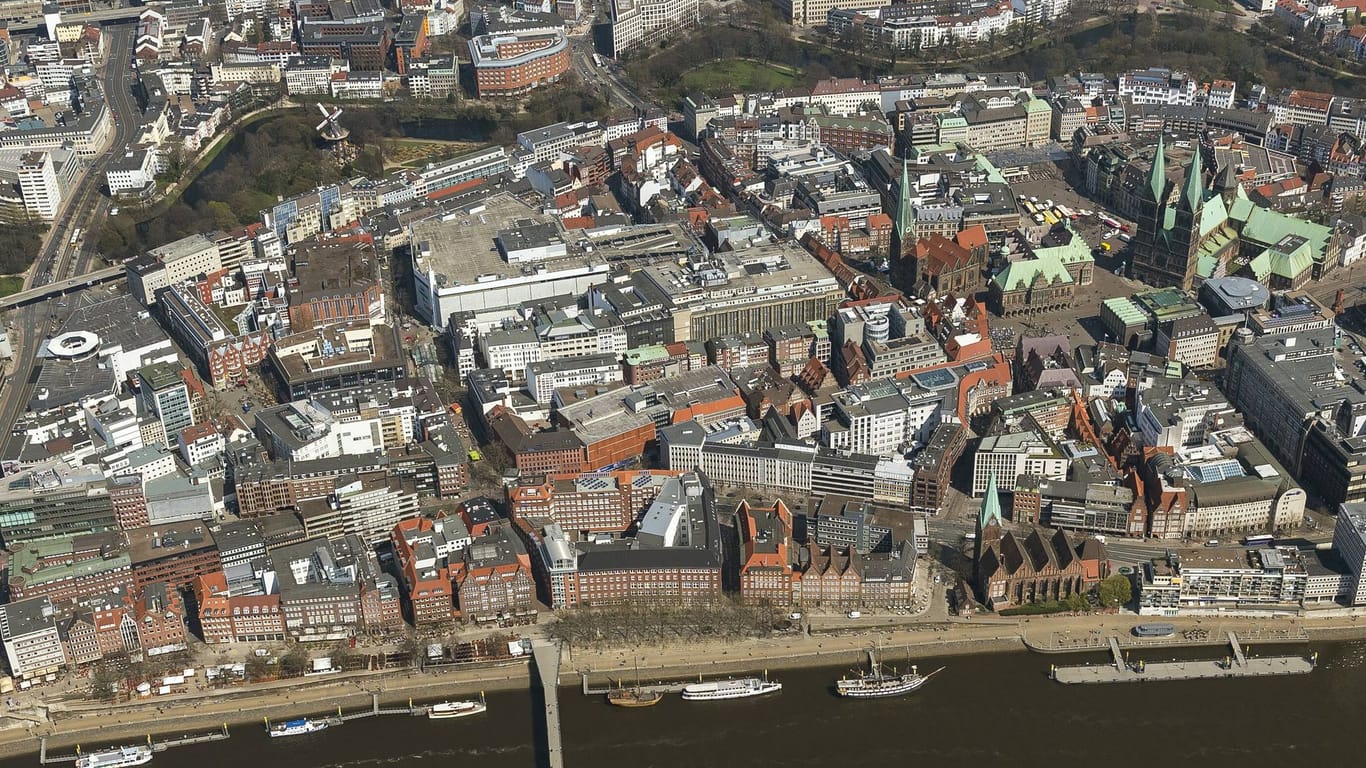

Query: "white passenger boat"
left=75, top=746, right=153, bottom=768
left=681, top=677, right=782, bottom=701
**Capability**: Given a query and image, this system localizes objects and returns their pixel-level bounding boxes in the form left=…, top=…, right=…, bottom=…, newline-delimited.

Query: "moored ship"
left=75, top=746, right=154, bottom=768
left=606, top=686, right=664, bottom=707
left=428, top=697, right=488, bottom=719
left=267, top=718, right=329, bottom=738
left=607, top=660, right=663, bottom=708
left=681, top=676, right=782, bottom=701
left=837, top=648, right=944, bottom=699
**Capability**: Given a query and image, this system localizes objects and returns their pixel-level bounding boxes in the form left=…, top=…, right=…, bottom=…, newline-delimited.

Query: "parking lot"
left=990, top=173, right=1149, bottom=346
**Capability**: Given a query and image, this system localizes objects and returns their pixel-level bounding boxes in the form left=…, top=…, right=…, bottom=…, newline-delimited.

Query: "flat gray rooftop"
left=409, top=192, right=570, bottom=286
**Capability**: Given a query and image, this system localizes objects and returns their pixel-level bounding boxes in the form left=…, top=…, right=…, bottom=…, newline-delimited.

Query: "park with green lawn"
left=675, top=59, right=799, bottom=97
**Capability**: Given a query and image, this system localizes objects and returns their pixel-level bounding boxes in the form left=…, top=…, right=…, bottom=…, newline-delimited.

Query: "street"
left=0, top=22, right=140, bottom=460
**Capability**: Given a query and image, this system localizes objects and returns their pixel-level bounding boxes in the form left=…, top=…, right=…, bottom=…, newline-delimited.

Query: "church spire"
left=1212, top=160, right=1238, bottom=201
left=1148, top=133, right=1166, bottom=204
left=1178, top=146, right=1204, bottom=214
left=979, top=471, right=1002, bottom=530
left=896, top=158, right=913, bottom=241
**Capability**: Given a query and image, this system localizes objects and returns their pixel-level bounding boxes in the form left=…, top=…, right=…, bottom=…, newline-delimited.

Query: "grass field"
left=1179, top=0, right=1236, bottom=12
left=677, top=59, right=799, bottom=97
left=0, top=276, right=24, bottom=298
left=384, top=138, right=484, bottom=170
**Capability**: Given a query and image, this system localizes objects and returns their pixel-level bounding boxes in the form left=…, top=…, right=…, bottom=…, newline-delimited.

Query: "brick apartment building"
left=507, top=469, right=679, bottom=535
left=193, top=571, right=287, bottom=644
left=126, top=522, right=222, bottom=591
left=287, top=238, right=384, bottom=331
left=468, top=30, right=569, bottom=97
left=298, top=20, right=392, bottom=71
left=737, top=500, right=795, bottom=606
left=450, top=525, right=534, bottom=621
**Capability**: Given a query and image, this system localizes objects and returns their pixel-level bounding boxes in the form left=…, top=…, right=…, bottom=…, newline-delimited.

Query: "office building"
left=17, top=150, right=61, bottom=219
left=609, top=0, right=699, bottom=57
left=135, top=362, right=196, bottom=440
left=0, top=597, right=65, bottom=680
left=0, top=461, right=115, bottom=545
left=468, top=29, right=569, bottom=97
left=507, top=469, right=678, bottom=535
left=972, top=430, right=1068, bottom=495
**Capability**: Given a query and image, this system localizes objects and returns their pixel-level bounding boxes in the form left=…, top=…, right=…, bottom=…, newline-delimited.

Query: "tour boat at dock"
left=75, top=746, right=154, bottom=768
left=681, top=676, right=782, bottom=701
left=267, top=718, right=329, bottom=738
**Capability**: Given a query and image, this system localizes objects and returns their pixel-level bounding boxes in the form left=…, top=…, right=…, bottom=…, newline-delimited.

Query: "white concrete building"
left=17, top=150, right=62, bottom=220
left=609, top=0, right=699, bottom=57
left=1118, top=68, right=1199, bottom=106
left=1207, top=79, right=1237, bottom=110
left=283, top=56, right=348, bottom=96
left=0, top=597, right=65, bottom=680
left=480, top=325, right=542, bottom=383
left=526, top=353, right=623, bottom=404
left=824, top=378, right=944, bottom=457
left=1335, top=502, right=1366, bottom=605
left=106, top=146, right=159, bottom=197
left=330, top=71, right=387, bottom=100
left=972, top=430, right=1068, bottom=495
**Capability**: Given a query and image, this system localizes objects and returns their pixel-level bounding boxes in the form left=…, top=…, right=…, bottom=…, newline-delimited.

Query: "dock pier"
left=1052, top=631, right=1316, bottom=684
left=1227, top=631, right=1247, bottom=666
left=580, top=672, right=692, bottom=697
left=38, top=725, right=231, bottom=764
left=531, top=640, right=564, bottom=768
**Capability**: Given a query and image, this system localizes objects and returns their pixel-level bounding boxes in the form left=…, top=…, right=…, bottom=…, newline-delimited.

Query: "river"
left=12, top=640, right=1364, bottom=768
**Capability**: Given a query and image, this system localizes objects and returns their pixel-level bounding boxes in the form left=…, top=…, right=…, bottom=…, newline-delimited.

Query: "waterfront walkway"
left=38, top=726, right=231, bottom=764
left=531, top=641, right=564, bottom=768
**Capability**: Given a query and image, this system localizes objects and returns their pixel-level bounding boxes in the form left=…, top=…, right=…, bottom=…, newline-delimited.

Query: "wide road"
left=567, top=33, right=650, bottom=111
left=0, top=21, right=138, bottom=460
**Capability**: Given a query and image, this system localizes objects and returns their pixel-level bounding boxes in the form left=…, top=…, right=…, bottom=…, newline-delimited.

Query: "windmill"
left=315, top=103, right=350, bottom=143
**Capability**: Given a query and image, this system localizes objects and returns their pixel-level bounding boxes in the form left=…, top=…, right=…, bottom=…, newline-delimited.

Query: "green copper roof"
left=993, top=252, right=1076, bottom=292
left=1103, top=296, right=1146, bottom=325
left=1248, top=239, right=1314, bottom=281
left=624, top=344, right=669, bottom=364
left=1179, top=147, right=1203, bottom=214
left=1198, top=192, right=1230, bottom=239
left=1236, top=207, right=1331, bottom=263
left=1149, top=133, right=1166, bottom=204
left=1035, top=225, right=1094, bottom=266
left=980, top=471, right=1002, bottom=530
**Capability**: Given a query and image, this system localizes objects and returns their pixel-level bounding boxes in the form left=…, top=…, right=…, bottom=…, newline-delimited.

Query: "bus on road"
left=1243, top=534, right=1275, bottom=547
